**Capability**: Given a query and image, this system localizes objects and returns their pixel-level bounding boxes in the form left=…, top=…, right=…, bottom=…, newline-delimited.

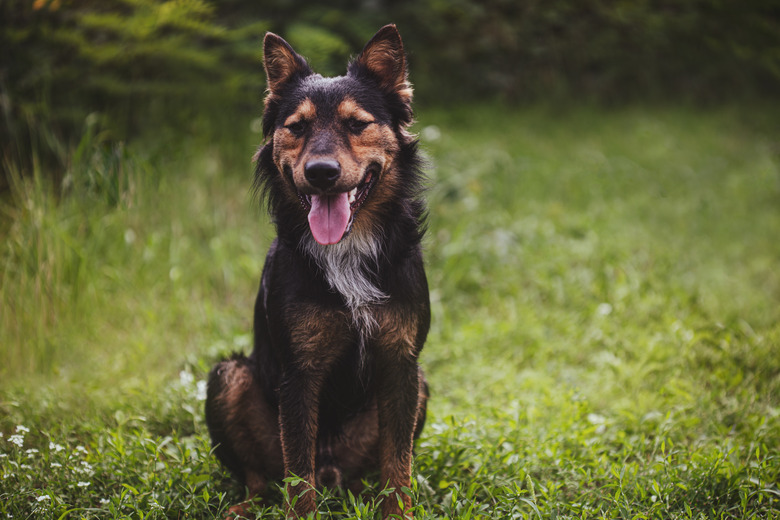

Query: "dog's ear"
left=352, top=24, right=412, bottom=104
left=263, top=33, right=312, bottom=94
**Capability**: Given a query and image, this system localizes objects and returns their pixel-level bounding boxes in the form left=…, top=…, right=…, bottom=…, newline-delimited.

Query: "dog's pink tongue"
left=308, top=193, right=351, bottom=245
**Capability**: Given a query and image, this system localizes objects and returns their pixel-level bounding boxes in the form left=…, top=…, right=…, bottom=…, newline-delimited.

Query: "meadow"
left=1, top=105, right=779, bottom=518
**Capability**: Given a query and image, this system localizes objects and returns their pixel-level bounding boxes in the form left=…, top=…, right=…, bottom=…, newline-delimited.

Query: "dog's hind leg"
left=205, top=354, right=283, bottom=506
left=414, top=366, right=429, bottom=441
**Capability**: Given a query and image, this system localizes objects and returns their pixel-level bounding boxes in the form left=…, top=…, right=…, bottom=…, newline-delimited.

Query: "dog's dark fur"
left=204, top=25, right=430, bottom=519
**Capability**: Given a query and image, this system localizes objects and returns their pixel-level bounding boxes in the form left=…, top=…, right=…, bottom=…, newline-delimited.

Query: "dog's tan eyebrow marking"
left=284, top=98, right=316, bottom=126
left=337, top=97, right=374, bottom=122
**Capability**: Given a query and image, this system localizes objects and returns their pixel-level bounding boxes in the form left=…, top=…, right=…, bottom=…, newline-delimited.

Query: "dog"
left=205, top=25, right=430, bottom=519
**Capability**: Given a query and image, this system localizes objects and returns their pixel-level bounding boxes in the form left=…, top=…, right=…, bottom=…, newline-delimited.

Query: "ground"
left=1, top=105, right=779, bottom=519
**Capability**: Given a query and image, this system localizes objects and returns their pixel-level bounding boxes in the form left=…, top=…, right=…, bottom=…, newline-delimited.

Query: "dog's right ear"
left=263, top=33, right=312, bottom=94
left=352, top=25, right=411, bottom=104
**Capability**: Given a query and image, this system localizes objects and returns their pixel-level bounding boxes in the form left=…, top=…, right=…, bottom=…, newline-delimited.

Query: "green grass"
left=1, top=105, right=779, bottom=518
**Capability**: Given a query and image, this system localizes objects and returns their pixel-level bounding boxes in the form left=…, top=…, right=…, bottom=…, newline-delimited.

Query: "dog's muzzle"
left=304, top=159, right=341, bottom=190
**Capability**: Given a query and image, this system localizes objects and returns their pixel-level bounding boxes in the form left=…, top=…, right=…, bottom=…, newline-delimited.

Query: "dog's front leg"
left=273, top=299, right=349, bottom=517
left=376, top=352, right=421, bottom=519
left=278, top=367, right=322, bottom=517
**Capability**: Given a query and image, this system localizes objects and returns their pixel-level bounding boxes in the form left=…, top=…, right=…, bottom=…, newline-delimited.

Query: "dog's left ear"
left=352, top=24, right=412, bottom=104
left=264, top=32, right=312, bottom=94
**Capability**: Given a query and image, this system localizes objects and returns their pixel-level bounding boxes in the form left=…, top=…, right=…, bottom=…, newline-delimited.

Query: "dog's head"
left=258, top=25, right=415, bottom=245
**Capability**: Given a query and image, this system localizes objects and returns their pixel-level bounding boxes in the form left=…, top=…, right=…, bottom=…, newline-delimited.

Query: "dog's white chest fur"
left=301, top=234, right=387, bottom=333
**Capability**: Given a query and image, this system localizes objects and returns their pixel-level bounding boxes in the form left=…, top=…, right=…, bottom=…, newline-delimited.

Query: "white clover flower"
left=234, top=334, right=251, bottom=348
left=75, top=461, right=94, bottom=476
left=8, top=435, right=24, bottom=447
left=422, top=125, right=442, bottom=142
left=596, top=302, right=613, bottom=316
left=15, top=426, right=30, bottom=434
left=36, top=495, right=50, bottom=502
left=179, top=370, right=194, bottom=386
left=196, top=380, right=207, bottom=401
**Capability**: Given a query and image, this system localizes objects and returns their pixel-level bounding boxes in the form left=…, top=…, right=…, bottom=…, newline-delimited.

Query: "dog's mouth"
left=297, top=165, right=378, bottom=245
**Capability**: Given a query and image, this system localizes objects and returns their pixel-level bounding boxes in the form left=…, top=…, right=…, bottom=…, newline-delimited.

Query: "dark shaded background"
left=2, top=0, right=779, bottom=183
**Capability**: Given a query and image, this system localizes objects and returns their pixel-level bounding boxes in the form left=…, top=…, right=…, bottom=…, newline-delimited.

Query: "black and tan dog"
left=205, top=25, right=430, bottom=519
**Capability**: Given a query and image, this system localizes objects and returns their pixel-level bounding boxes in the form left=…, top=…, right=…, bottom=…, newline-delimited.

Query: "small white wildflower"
left=49, top=442, right=64, bottom=453
left=3, top=472, right=13, bottom=479
left=0, top=453, right=7, bottom=458
left=234, top=334, right=251, bottom=348
left=36, top=495, right=50, bottom=502
left=75, top=446, right=88, bottom=455
left=179, top=370, right=194, bottom=386
left=15, top=426, right=29, bottom=434
left=51, top=462, right=62, bottom=468
left=20, top=464, right=31, bottom=469
left=0, top=431, right=3, bottom=438
left=422, top=125, right=442, bottom=142
left=76, top=461, right=94, bottom=476
left=8, top=435, right=24, bottom=447
left=596, top=302, right=613, bottom=316
left=26, top=448, right=39, bottom=455
left=587, top=413, right=606, bottom=425
left=196, top=380, right=207, bottom=401
left=99, top=498, right=110, bottom=505
left=77, top=481, right=90, bottom=488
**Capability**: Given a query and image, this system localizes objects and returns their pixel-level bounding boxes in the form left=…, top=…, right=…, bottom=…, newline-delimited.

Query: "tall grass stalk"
left=1, top=114, right=267, bottom=386
left=1, top=136, right=144, bottom=377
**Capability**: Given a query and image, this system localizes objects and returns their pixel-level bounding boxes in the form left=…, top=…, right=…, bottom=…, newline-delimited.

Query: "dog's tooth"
left=348, top=188, right=357, bottom=204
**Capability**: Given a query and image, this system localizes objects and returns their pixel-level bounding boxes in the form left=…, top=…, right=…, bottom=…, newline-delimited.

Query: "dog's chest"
left=302, top=235, right=387, bottom=332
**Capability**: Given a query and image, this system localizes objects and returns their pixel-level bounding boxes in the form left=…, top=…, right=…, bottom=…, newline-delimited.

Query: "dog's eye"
left=346, top=118, right=371, bottom=134
left=285, top=120, right=308, bottom=137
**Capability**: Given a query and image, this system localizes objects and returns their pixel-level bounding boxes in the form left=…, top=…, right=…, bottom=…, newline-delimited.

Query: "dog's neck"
left=300, top=233, right=387, bottom=334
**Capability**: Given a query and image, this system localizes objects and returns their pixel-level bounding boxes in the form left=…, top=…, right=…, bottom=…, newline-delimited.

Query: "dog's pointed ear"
left=263, top=32, right=312, bottom=94
left=352, top=24, right=412, bottom=103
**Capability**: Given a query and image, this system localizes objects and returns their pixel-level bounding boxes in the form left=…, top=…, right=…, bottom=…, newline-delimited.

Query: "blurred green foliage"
left=1, top=0, right=268, bottom=180
left=393, top=0, right=780, bottom=103
left=1, top=0, right=779, bottom=184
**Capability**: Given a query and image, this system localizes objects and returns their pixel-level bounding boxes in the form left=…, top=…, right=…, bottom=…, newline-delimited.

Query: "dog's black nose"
left=304, top=159, right=341, bottom=190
